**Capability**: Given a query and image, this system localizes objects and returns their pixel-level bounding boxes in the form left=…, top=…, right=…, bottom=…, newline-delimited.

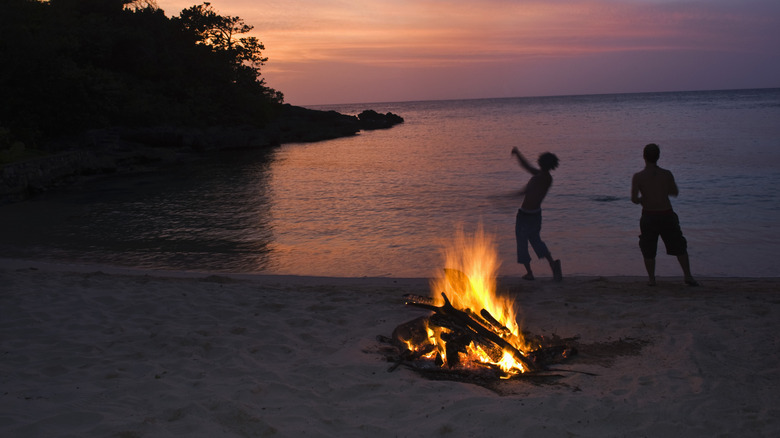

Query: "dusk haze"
left=157, top=0, right=780, bottom=105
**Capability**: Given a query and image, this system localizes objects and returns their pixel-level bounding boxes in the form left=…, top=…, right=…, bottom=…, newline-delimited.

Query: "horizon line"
left=300, top=86, right=780, bottom=108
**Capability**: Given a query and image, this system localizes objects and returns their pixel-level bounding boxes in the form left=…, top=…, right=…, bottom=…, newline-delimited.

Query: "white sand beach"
left=1, top=259, right=778, bottom=437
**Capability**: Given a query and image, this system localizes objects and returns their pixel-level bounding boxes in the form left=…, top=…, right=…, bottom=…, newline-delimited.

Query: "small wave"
left=591, top=195, right=622, bottom=202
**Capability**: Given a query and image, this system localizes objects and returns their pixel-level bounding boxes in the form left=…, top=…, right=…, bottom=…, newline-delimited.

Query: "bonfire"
left=380, top=226, right=575, bottom=381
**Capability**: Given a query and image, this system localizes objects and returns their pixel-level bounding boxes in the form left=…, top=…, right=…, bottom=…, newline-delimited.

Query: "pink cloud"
left=155, top=0, right=780, bottom=104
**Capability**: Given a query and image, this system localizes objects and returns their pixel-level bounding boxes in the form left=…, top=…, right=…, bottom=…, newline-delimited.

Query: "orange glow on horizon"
left=156, top=0, right=774, bottom=65
left=154, top=0, right=780, bottom=104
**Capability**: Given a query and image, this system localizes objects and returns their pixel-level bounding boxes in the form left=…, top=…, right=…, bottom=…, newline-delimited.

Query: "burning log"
left=382, top=291, right=580, bottom=380
left=379, top=229, right=578, bottom=383
left=405, top=292, right=539, bottom=372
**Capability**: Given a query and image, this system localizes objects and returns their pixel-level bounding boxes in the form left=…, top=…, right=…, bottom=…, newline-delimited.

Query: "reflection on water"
left=1, top=89, right=779, bottom=277
left=0, top=149, right=277, bottom=273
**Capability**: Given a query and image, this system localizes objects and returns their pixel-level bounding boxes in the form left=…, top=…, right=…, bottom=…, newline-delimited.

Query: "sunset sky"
left=154, top=0, right=780, bottom=105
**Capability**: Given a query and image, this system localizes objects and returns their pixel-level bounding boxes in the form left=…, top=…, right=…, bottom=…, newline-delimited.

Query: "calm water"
left=1, top=89, right=779, bottom=278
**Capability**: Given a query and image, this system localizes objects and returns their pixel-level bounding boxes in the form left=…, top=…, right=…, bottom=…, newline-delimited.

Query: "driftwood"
left=403, top=292, right=538, bottom=372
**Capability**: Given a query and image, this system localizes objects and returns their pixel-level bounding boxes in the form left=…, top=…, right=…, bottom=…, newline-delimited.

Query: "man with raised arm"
left=511, top=147, right=562, bottom=281
left=631, top=143, right=698, bottom=286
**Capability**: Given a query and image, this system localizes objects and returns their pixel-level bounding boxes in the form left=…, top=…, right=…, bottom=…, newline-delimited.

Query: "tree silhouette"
left=0, top=0, right=283, bottom=150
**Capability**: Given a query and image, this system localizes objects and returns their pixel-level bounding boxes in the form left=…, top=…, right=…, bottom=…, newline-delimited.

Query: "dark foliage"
left=0, top=0, right=284, bottom=150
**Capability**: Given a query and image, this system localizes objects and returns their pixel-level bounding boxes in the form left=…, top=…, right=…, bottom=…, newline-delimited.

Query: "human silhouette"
left=631, top=143, right=698, bottom=286
left=511, top=147, right=562, bottom=281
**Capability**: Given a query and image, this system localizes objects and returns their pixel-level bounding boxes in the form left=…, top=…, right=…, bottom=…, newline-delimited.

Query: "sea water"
left=1, top=88, right=778, bottom=278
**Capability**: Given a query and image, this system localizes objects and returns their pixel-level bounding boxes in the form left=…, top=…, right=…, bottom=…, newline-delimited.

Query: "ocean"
left=1, top=88, right=778, bottom=278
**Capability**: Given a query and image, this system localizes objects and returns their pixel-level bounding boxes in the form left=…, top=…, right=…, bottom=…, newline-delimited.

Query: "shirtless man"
left=631, top=143, right=698, bottom=286
left=512, top=147, right=562, bottom=281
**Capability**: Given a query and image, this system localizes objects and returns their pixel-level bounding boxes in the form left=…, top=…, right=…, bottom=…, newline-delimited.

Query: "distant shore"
left=0, top=105, right=402, bottom=204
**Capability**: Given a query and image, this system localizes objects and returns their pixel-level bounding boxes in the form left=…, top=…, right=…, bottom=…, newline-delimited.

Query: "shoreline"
left=3, top=256, right=778, bottom=285
left=0, top=105, right=404, bottom=204
left=2, top=258, right=778, bottom=437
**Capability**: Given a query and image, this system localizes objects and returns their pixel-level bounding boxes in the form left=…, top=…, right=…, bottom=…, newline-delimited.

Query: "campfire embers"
left=402, top=292, right=538, bottom=373
left=379, top=291, right=577, bottom=381
left=377, top=226, right=576, bottom=383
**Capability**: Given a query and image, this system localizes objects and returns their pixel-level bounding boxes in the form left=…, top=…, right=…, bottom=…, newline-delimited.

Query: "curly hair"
left=538, top=152, right=559, bottom=171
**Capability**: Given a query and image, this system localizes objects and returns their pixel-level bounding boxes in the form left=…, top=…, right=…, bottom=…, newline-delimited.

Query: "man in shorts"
left=512, top=147, right=562, bottom=281
left=631, top=143, right=698, bottom=286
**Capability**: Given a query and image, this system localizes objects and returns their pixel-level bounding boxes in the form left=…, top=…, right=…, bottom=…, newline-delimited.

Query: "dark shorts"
left=515, top=209, right=550, bottom=264
left=639, top=210, right=688, bottom=258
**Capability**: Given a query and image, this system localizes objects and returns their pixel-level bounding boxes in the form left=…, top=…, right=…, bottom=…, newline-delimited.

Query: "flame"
left=428, top=224, right=530, bottom=374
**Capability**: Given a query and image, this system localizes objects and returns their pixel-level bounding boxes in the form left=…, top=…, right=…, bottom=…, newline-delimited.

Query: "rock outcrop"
left=0, top=105, right=404, bottom=203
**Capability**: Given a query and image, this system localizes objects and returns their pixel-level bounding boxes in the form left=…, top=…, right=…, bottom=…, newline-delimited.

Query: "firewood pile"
left=377, top=292, right=579, bottom=383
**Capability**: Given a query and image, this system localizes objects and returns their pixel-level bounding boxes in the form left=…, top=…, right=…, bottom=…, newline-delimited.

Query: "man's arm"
left=631, top=173, right=642, bottom=205
left=511, top=147, right=539, bottom=175
left=667, top=171, right=679, bottom=197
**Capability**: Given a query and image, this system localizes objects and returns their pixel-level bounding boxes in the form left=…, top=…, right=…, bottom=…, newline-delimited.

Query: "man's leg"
left=644, top=258, right=656, bottom=286
left=528, top=223, right=561, bottom=281
left=639, top=215, right=659, bottom=286
left=528, top=240, right=562, bottom=281
left=521, top=262, right=534, bottom=280
left=542, top=253, right=562, bottom=282
left=516, top=212, right=534, bottom=280
left=660, top=212, right=698, bottom=286
left=676, top=254, right=699, bottom=286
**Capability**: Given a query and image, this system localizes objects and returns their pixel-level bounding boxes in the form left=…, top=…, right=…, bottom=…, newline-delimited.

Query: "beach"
left=1, top=259, right=778, bottom=437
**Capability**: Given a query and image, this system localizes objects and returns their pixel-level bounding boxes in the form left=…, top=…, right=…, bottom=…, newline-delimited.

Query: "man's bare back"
left=522, top=172, right=552, bottom=211
left=631, top=165, right=678, bottom=211
left=512, top=147, right=553, bottom=211
left=631, top=143, right=697, bottom=286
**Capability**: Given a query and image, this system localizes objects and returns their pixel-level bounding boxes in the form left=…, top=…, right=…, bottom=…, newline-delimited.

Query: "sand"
left=1, top=259, right=778, bottom=437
